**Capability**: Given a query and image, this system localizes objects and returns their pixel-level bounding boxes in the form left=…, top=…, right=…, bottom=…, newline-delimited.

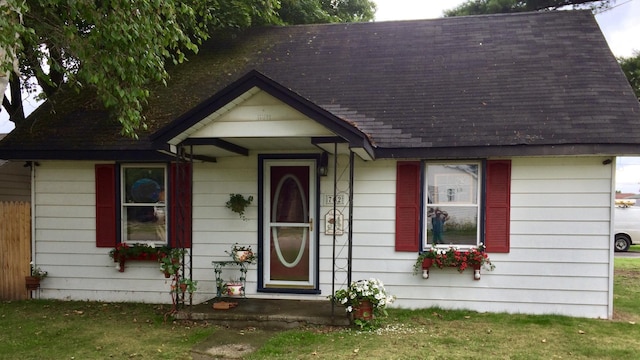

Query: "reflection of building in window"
left=447, top=188, right=456, bottom=202
left=435, top=173, right=473, bottom=203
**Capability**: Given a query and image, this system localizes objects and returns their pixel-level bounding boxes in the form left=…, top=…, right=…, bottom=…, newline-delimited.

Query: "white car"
left=614, top=205, right=640, bottom=252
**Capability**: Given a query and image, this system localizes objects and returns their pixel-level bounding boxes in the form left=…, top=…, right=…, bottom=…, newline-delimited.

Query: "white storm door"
left=262, top=159, right=316, bottom=290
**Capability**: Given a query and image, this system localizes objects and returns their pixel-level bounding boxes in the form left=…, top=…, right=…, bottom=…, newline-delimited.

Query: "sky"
left=1, top=1, right=640, bottom=190
left=616, top=157, right=640, bottom=193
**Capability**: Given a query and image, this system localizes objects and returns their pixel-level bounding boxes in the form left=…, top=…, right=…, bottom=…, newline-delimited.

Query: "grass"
left=252, top=315, right=638, bottom=359
left=1, top=258, right=639, bottom=359
left=0, top=302, right=213, bottom=359
left=249, top=257, right=640, bottom=360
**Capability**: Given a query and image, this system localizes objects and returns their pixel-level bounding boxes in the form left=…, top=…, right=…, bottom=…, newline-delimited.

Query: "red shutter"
left=484, top=160, right=511, bottom=253
left=395, top=161, right=421, bottom=252
left=95, top=164, right=117, bottom=248
left=169, top=162, right=192, bottom=248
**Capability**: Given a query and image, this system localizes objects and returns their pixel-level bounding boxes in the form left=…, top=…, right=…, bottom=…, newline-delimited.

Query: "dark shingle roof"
left=1, top=10, right=639, bottom=159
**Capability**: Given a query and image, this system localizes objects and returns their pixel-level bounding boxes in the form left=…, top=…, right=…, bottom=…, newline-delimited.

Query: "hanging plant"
left=225, top=193, right=253, bottom=220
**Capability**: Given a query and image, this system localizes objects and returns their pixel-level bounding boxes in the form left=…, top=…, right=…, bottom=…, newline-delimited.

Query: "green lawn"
left=1, top=258, right=639, bottom=359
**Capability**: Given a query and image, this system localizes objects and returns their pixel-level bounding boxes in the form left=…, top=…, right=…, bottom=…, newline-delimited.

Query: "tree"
left=320, top=0, right=376, bottom=23
left=619, top=54, right=640, bottom=100
left=0, top=0, right=376, bottom=137
left=0, top=0, right=280, bottom=138
left=444, top=0, right=613, bottom=17
left=279, top=0, right=376, bottom=24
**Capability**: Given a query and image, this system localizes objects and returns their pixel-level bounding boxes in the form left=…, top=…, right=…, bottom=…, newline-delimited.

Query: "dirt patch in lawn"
left=191, top=326, right=279, bottom=359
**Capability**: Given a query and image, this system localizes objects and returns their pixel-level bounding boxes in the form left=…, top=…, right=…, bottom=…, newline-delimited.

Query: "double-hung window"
left=424, top=162, right=480, bottom=248
left=96, top=163, right=192, bottom=249
left=121, top=165, right=167, bottom=245
left=395, top=160, right=510, bottom=253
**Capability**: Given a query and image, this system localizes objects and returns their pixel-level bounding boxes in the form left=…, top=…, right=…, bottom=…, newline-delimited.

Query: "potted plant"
left=329, top=278, right=395, bottom=329
left=225, top=243, right=256, bottom=264
left=159, top=248, right=186, bottom=278
left=414, top=245, right=495, bottom=280
left=26, top=263, right=48, bottom=290
left=224, top=278, right=243, bottom=296
left=225, top=193, right=253, bottom=220
left=177, top=278, right=198, bottom=294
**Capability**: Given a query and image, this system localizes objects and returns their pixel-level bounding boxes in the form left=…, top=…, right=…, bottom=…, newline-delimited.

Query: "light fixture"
left=318, top=152, right=329, bottom=177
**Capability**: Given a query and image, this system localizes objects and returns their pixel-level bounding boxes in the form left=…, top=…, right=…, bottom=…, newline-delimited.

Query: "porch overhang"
left=151, top=71, right=375, bottom=161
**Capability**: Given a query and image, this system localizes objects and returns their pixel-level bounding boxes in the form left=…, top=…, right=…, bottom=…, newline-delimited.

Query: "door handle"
left=309, top=218, right=313, bottom=231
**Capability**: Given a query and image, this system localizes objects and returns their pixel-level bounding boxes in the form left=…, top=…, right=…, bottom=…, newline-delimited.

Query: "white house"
left=0, top=11, right=638, bottom=319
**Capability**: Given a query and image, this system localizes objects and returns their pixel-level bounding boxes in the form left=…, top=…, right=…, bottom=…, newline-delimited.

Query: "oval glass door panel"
left=269, top=166, right=310, bottom=282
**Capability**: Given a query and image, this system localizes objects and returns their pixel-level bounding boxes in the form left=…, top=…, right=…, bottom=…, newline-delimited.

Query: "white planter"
left=226, top=283, right=243, bottom=296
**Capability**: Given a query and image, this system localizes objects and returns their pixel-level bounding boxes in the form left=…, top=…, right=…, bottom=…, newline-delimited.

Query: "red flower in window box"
left=108, top=243, right=170, bottom=272
left=414, top=245, right=495, bottom=279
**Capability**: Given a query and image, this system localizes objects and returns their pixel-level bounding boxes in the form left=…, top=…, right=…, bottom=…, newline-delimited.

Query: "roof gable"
left=189, top=90, right=337, bottom=138
left=152, top=70, right=374, bottom=159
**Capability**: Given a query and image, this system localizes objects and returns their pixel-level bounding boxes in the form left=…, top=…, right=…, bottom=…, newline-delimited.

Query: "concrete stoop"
left=178, top=298, right=350, bottom=359
left=175, top=298, right=350, bottom=329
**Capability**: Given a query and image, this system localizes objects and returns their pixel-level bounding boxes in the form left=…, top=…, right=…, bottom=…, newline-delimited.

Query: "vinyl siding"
left=348, top=156, right=613, bottom=319
left=33, top=161, right=171, bottom=303
left=31, top=156, right=614, bottom=318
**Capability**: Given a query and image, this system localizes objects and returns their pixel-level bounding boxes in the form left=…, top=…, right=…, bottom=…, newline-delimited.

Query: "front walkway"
left=176, top=298, right=351, bottom=329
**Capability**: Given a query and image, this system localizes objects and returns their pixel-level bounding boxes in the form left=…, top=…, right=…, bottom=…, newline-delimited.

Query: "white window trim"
left=120, top=163, right=168, bottom=246
left=423, top=161, right=482, bottom=250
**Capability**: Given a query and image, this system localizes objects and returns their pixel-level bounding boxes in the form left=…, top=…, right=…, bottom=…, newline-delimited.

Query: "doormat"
left=213, top=301, right=238, bottom=310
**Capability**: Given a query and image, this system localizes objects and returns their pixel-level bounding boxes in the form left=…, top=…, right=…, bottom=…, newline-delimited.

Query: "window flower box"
left=413, top=245, right=495, bottom=280
left=109, top=243, right=171, bottom=272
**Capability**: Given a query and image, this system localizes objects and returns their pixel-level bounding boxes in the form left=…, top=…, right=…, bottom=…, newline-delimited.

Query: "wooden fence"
left=0, top=202, right=31, bottom=300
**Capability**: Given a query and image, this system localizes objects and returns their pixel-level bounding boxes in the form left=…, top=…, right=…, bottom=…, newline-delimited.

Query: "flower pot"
left=179, top=283, right=188, bottom=293
left=163, top=271, right=171, bottom=278
left=421, top=258, right=433, bottom=279
left=473, top=265, right=481, bottom=280
left=226, top=283, right=243, bottom=296
left=233, top=250, right=253, bottom=262
left=422, top=258, right=433, bottom=269
left=353, top=299, right=374, bottom=321
left=25, top=276, right=41, bottom=290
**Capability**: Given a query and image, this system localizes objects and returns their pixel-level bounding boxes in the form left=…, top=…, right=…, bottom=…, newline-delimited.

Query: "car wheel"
left=614, top=234, right=631, bottom=252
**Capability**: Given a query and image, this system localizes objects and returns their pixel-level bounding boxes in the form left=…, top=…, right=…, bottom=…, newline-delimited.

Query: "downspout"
left=608, top=157, right=616, bottom=319
left=30, top=162, right=36, bottom=297
left=331, top=143, right=337, bottom=319
left=347, top=150, right=354, bottom=285
left=187, top=146, right=194, bottom=306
